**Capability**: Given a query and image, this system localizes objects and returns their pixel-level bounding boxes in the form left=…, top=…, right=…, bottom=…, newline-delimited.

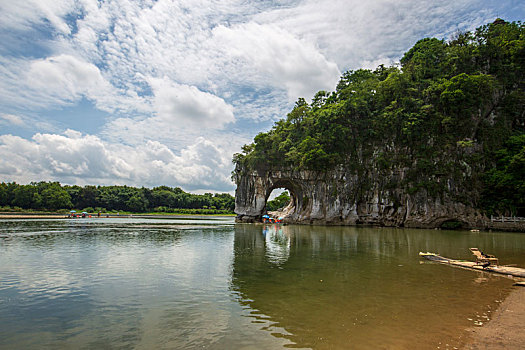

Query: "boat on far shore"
left=261, top=214, right=283, bottom=224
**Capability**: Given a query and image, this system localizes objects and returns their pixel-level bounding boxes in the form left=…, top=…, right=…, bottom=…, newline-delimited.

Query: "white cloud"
left=212, top=22, right=341, bottom=101
left=1, top=0, right=501, bottom=119
left=0, top=0, right=75, bottom=33
left=129, top=137, right=235, bottom=191
left=26, top=54, right=150, bottom=114
left=0, top=131, right=236, bottom=192
left=0, top=113, right=25, bottom=126
left=28, top=55, right=109, bottom=102
left=148, top=77, right=235, bottom=128
left=254, top=0, right=497, bottom=71
left=0, top=0, right=520, bottom=191
left=0, top=55, right=150, bottom=115
left=0, top=132, right=130, bottom=182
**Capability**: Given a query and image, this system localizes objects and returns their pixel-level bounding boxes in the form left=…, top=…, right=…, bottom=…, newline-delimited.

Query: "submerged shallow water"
left=1, top=218, right=524, bottom=349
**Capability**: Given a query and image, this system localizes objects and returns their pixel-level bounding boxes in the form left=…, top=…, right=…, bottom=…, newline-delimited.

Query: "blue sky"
left=0, top=0, right=523, bottom=193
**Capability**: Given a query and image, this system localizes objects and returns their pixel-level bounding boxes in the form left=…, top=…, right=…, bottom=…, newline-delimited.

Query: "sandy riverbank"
left=462, top=285, right=525, bottom=349
left=0, top=213, right=124, bottom=219
left=0, top=214, right=68, bottom=219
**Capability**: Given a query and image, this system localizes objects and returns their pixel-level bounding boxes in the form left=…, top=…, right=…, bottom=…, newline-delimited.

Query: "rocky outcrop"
left=232, top=19, right=525, bottom=229
left=234, top=165, right=489, bottom=229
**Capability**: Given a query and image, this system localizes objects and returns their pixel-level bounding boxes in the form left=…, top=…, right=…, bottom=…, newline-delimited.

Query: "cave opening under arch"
left=264, top=180, right=301, bottom=220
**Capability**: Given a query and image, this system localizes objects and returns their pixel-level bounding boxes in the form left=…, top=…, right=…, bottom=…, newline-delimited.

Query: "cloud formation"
left=255, top=0, right=498, bottom=70
left=28, top=55, right=116, bottom=109
left=212, top=22, right=341, bottom=101
left=0, top=0, right=521, bottom=191
left=0, top=131, right=234, bottom=191
left=0, top=0, right=75, bottom=33
left=148, top=77, right=235, bottom=128
left=0, top=114, right=25, bottom=126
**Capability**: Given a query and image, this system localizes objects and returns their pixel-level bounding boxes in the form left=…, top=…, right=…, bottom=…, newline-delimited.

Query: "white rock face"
left=233, top=165, right=488, bottom=229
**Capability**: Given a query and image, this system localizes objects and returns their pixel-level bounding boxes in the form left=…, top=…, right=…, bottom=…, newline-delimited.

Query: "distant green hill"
left=234, top=19, right=524, bottom=217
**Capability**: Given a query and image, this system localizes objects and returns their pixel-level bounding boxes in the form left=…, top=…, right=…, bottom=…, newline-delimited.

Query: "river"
left=1, top=217, right=524, bottom=349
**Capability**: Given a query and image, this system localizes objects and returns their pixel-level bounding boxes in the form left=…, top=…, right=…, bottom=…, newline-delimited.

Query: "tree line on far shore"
left=0, top=182, right=235, bottom=214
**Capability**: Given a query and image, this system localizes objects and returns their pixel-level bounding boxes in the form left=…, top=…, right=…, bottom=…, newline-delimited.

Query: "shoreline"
left=462, top=285, right=525, bottom=349
left=0, top=213, right=235, bottom=219
left=0, top=214, right=67, bottom=219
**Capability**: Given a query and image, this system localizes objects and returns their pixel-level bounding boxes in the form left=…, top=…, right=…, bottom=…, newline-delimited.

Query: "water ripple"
left=1, top=219, right=524, bottom=349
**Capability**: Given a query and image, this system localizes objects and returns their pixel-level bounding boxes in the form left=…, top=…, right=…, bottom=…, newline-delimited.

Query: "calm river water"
left=1, top=217, right=525, bottom=349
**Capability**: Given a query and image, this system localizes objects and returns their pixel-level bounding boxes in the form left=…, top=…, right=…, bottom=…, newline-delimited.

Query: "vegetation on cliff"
left=233, top=19, right=524, bottom=216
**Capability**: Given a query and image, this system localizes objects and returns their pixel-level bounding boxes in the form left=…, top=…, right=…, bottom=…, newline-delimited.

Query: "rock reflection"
left=2, top=219, right=525, bottom=349
left=263, top=225, right=291, bottom=265
left=232, top=225, right=523, bottom=349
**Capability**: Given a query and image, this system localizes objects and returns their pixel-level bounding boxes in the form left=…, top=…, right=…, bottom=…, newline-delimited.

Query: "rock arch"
left=234, top=169, right=305, bottom=223
left=233, top=166, right=488, bottom=228
left=233, top=167, right=354, bottom=224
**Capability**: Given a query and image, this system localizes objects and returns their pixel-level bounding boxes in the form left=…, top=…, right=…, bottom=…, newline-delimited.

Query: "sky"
left=0, top=0, right=523, bottom=194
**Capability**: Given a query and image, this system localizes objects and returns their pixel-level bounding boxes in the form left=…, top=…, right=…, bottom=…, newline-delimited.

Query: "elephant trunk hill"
left=233, top=19, right=525, bottom=229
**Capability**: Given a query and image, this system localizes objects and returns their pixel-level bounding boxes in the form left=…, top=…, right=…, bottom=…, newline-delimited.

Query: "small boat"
left=419, top=251, right=525, bottom=278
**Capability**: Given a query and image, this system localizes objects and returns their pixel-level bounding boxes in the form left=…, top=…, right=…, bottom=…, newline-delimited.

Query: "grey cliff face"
left=234, top=165, right=488, bottom=229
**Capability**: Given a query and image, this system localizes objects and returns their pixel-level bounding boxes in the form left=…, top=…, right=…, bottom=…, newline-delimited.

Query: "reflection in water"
left=263, top=225, right=291, bottom=265
left=1, top=219, right=525, bottom=349
left=0, top=218, right=258, bottom=349
left=232, top=224, right=525, bottom=349
left=0, top=218, right=300, bottom=349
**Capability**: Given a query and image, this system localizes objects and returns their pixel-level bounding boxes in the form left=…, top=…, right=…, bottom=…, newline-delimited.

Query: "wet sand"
left=463, top=285, right=525, bottom=349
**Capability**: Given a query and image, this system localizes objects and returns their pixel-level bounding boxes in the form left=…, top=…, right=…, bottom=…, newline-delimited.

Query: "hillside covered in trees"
left=234, top=19, right=524, bottom=217
left=0, top=182, right=234, bottom=214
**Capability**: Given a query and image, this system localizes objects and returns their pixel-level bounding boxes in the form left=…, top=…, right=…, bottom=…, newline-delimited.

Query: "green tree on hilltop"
left=233, top=19, right=525, bottom=216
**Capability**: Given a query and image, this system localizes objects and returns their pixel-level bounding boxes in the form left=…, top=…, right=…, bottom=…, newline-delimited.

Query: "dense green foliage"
left=0, top=182, right=235, bottom=213
left=481, top=134, right=525, bottom=215
left=266, top=191, right=291, bottom=211
left=234, top=19, right=525, bottom=216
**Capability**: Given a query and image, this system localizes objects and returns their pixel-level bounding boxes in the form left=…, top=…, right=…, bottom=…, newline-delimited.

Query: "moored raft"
left=419, top=251, right=525, bottom=279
